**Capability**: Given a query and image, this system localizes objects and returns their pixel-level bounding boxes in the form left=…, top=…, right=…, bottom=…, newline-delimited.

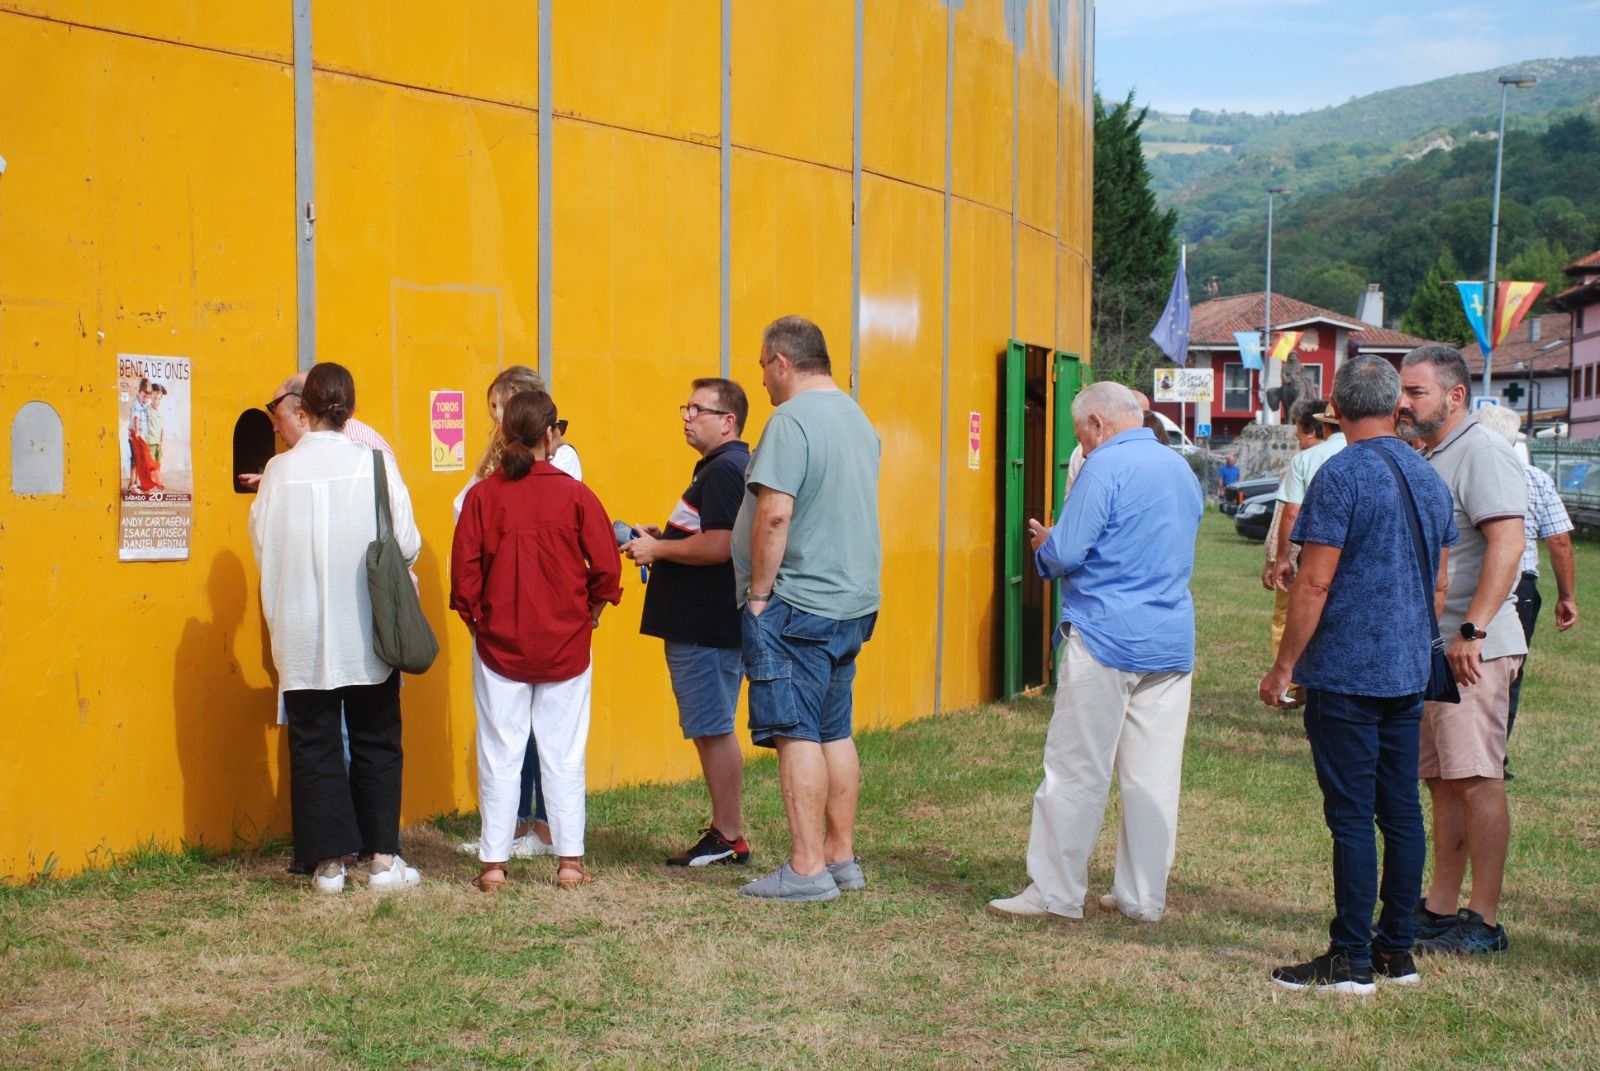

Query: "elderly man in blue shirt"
left=989, top=381, right=1203, bottom=923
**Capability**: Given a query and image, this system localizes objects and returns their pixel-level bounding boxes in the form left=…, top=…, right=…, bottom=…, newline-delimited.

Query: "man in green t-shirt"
left=731, top=316, right=881, bottom=903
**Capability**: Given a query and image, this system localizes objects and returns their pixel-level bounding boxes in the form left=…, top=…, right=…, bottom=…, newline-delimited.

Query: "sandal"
left=473, top=863, right=508, bottom=893
left=555, top=860, right=594, bottom=890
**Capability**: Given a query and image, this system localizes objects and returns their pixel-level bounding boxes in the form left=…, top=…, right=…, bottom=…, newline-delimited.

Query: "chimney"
left=1530, top=316, right=1542, bottom=342
left=1356, top=283, right=1384, bottom=327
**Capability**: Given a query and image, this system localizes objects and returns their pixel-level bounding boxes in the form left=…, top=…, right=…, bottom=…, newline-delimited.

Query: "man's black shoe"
left=1415, top=909, right=1509, bottom=955
left=1271, top=951, right=1375, bottom=995
left=1414, top=902, right=1458, bottom=941
left=1371, top=947, right=1420, bottom=985
left=665, top=827, right=751, bottom=867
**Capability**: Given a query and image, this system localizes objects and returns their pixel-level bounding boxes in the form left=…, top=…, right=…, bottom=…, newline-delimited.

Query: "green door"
left=1051, top=351, right=1084, bottom=652
left=1002, top=340, right=1025, bottom=698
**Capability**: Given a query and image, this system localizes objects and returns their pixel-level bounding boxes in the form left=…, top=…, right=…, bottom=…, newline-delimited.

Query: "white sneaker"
left=509, top=833, right=555, bottom=858
left=987, top=883, right=1077, bottom=920
left=312, top=860, right=346, bottom=895
left=368, top=855, right=421, bottom=892
left=457, top=840, right=480, bottom=855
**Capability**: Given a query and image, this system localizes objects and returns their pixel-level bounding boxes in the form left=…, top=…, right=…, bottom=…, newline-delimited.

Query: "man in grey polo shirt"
left=731, top=315, right=882, bottom=903
left=1397, top=344, right=1526, bottom=955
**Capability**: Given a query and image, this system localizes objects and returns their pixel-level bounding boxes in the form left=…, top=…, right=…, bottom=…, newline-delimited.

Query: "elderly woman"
left=451, top=389, right=622, bottom=891
left=249, top=362, right=424, bottom=894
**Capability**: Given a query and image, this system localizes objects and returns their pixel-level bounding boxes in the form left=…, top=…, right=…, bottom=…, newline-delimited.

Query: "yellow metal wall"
left=0, top=0, right=1093, bottom=878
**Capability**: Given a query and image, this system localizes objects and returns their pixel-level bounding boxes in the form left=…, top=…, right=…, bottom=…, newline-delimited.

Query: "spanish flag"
left=1268, top=330, right=1304, bottom=362
left=1492, top=282, right=1545, bottom=348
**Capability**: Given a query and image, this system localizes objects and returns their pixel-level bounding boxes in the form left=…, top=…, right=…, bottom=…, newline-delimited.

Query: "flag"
left=1233, top=331, right=1263, bottom=370
left=1492, top=281, right=1545, bottom=347
left=1268, top=330, right=1303, bottom=362
left=1149, top=246, right=1191, bottom=366
left=1455, top=281, right=1491, bottom=352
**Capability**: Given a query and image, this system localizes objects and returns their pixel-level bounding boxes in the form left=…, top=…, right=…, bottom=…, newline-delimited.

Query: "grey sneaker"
left=738, top=863, right=840, bottom=903
left=827, top=857, right=866, bottom=891
left=368, top=855, right=421, bottom=892
left=311, top=859, right=346, bottom=895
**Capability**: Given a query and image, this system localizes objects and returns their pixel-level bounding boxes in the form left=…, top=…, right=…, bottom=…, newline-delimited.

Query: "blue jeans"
left=742, top=595, right=876, bottom=749
left=518, top=735, right=546, bottom=824
left=1303, top=689, right=1426, bottom=966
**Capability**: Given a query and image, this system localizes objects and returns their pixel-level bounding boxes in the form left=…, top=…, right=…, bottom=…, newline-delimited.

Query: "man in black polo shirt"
left=623, top=377, right=753, bottom=866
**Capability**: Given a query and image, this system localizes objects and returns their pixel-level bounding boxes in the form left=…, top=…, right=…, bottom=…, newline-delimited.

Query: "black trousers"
left=284, top=671, right=403, bottom=864
left=1506, top=572, right=1541, bottom=740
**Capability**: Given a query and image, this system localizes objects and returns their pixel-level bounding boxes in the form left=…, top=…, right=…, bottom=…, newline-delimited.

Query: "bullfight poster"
left=118, top=354, right=193, bottom=562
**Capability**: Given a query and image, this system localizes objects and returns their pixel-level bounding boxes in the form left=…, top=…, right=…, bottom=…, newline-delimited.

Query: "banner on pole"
left=1154, top=367, right=1214, bottom=404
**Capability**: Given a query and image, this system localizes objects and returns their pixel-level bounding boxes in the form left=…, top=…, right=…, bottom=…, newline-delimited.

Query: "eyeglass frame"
left=265, top=390, right=300, bottom=416
left=679, top=403, right=732, bottom=419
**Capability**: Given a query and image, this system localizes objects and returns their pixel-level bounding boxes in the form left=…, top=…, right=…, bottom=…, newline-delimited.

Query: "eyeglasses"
left=265, top=390, right=300, bottom=415
left=679, top=404, right=732, bottom=419
left=554, top=419, right=569, bottom=435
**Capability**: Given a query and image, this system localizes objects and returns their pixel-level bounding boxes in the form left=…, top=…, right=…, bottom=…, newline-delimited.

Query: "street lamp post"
left=1261, top=185, right=1291, bottom=424
left=1484, top=73, right=1537, bottom=403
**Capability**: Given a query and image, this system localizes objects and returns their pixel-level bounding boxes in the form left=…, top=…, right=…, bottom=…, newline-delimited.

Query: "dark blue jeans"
left=518, top=735, right=547, bottom=824
left=1303, top=688, right=1426, bottom=966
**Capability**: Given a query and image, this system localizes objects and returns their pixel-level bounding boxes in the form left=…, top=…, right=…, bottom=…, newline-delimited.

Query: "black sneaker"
left=1414, top=902, right=1458, bottom=941
left=1271, top=951, right=1376, bottom=995
left=1371, top=947, right=1420, bottom=985
left=1415, top=909, right=1509, bottom=955
left=665, top=827, right=751, bottom=867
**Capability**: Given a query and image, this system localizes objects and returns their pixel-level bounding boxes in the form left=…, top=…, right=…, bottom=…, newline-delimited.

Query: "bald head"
left=268, top=371, right=310, bottom=446
left=1072, top=382, right=1144, bottom=456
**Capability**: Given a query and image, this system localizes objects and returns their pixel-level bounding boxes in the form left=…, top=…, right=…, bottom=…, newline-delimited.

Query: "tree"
left=1092, top=93, right=1180, bottom=385
left=1505, top=238, right=1572, bottom=314
left=1400, top=249, right=1474, bottom=347
left=1291, top=262, right=1368, bottom=315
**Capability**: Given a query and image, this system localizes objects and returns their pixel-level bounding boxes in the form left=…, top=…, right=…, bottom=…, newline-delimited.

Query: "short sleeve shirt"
left=1290, top=437, right=1459, bottom=697
left=1521, top=464, right=1573, bottom=575
left=731, top=390, right=881, bottom=620
left=639, top=441, right=749, bottom=648
left=1278, top=433, right=1346, bottom=505
left=1424, top=418, right=1528, bottom=660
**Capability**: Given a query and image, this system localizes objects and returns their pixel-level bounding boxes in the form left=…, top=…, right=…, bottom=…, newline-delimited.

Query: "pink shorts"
left=1418, top=655, right=1522, bottom=781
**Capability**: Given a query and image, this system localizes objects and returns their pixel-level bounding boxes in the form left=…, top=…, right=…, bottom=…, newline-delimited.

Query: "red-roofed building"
left=1176, top=291, right=1436, bottom=440
left=1551, top=249, right=1600, bottom=441
left=1461, top=313, right=1570, bottom=432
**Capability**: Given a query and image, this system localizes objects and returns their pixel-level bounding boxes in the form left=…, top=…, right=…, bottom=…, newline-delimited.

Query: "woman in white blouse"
left=249, top=362, right=424, bottom=895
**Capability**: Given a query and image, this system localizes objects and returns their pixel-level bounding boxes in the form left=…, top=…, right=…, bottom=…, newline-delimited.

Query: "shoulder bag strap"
left=1360, top=440, right=1442, bottom=647
left=372, top=449, right=393, bottom=543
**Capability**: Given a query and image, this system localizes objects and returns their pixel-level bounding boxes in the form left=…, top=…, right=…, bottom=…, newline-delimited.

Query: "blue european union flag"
left=1149, top=250, right=1191, bottom=366
left=1455, top=281, right=1491, bottom=353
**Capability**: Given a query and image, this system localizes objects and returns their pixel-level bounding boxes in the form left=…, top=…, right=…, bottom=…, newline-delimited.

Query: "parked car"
left=1234, top=492, right=1276, bottom=542
left=1221, top=476, right=1278, bottom=515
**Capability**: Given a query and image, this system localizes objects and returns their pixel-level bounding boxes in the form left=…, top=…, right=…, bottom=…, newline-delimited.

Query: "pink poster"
left=430, top=390, right=466, bottom=472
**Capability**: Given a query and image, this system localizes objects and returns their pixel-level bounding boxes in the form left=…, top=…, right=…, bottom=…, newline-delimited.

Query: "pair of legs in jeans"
left=1302, top=688, right=1426, bottom=967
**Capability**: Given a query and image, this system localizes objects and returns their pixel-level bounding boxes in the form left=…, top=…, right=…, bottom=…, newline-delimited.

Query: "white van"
left=1149, top=411, right=1200, bottom=455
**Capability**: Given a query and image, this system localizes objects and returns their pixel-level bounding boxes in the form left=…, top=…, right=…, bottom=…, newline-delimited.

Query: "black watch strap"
left=1459, top=621, right=1487, bottom=640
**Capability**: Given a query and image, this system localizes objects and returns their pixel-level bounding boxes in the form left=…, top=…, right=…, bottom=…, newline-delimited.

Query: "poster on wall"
left=118, top=354, right=193, bottom=562
left=430, top=390, right=466, bottom=472
left=967, top=411, right=982, bottom=470
left=1153, top=367, right=1214, bottom=404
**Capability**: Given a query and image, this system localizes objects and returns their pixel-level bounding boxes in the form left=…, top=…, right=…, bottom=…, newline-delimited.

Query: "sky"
left=1094, top=0, right=1600, bottom=114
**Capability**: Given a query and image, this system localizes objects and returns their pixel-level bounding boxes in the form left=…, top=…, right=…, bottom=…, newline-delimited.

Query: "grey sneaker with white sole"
left=738, top=863, right=840, bottom=903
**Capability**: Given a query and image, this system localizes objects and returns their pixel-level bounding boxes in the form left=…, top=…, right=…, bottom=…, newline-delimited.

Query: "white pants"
left=1026, top=631, right=1192, bottom=920
left=473, top=654, right=592, bottom=862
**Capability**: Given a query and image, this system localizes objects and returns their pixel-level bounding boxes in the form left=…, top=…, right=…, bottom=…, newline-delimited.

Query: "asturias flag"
left=1492, top=281, right=1545, bottom=347
left=1233, top=331, right=1264, bottom=370
left=1268, top=330, right=1304, bottom=362
left=1455, top=281, right=1491, bottom=353
left=1149, top=246, right=1191, bottom=366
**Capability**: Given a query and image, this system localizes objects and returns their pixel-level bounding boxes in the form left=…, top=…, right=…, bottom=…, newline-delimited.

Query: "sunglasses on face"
left=554, top=419, right=569, bottom=435
left=265, top=390, right=300, bottom=415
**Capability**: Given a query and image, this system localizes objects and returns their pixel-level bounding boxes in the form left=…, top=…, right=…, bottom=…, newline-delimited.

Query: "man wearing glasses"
left=240, top=372, right=395, bottom=489
left=622, top=379, right=753, bottom=868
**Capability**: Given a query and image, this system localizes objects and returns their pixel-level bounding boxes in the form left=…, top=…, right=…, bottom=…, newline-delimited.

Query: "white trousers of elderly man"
left=991, top=632, right=1192, bottom=922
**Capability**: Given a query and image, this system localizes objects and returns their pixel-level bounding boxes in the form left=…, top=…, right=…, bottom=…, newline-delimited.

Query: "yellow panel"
left=1, top=0, right=287, bottom=59
left=1016, top=0, right=1056, bottom=235
left=863, top=0, right=946, bottom=192
left=1058, top=246, right=1089, bottom=359
left=853, top=175, right=944, bottom=729
left=1017, top=225, right=1055, bottom=348
left=941, top=199, right=1012, bottom=709
left=0, top=14, right=294, bottom=877
left=554, top=0, right=719, bottom=145
left=732, top=0, right=853, bottom=171
left=951, top=0, right=1013, bottom=213
left=314, top=0, right=538, bottom=108
left=313, top=72, right=540, bottom=821
left=550, top=119, right=722, bottom=787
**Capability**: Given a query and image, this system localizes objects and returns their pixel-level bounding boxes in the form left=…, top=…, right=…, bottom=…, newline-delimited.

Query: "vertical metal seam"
left=1010, top=5, right=1019, bottom=339
left=850, top=0, right=864, bottom=399
left=935, top=0, right=954, bottom=717
left=538, top=0, right=554, bottom=388
left=720, top=0, right=732, bottom=378
left=293, top=0, right=315, bottom=372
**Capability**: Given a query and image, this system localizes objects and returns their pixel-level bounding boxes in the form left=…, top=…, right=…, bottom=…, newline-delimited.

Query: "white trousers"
left=1026, top=631, right=1192, bottom=920
left=473, top=654, right=592, bottom=862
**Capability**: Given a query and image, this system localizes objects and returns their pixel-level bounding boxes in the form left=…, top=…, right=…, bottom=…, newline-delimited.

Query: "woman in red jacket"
left=450, top=390, right=623, bottom=891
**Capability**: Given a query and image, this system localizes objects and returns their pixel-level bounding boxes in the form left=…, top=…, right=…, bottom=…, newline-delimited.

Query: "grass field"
left=4, top=512, right=1598, bottom=1069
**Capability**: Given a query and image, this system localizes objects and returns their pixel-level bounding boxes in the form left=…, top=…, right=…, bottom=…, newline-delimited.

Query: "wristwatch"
left=1459, top=622, right=1487, bottom=641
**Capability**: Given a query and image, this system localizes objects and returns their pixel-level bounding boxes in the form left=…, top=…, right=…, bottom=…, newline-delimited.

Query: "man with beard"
left=1397, top=345, right=1526, bottom=955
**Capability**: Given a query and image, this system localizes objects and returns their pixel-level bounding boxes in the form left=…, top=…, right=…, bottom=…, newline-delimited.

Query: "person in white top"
left=249, top=362, right=424, bottom=896
left=453, top=366, right=581, bottom=862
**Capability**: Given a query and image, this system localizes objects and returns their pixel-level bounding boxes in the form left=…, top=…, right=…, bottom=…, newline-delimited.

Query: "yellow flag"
left=1268, top=330, right=1303, bottom=361
left=1492, top=282, right=1545, bottom=347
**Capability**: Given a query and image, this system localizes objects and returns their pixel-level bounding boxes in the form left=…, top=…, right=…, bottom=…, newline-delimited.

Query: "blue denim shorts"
left=664, top=641, right=744, bottom=739
left=742, top=595, right=877, bottom=748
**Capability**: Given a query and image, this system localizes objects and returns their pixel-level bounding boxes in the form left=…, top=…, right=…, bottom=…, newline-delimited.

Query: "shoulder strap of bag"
left=372, top=449, right=393, bottom=544
left=1360, top=440, right=1442, bottom=646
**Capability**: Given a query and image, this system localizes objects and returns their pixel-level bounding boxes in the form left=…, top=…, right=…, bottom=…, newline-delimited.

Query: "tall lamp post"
left=1261, top=184, right=1291, bottom=424
left=1484, top=72, right=1537, bottom=402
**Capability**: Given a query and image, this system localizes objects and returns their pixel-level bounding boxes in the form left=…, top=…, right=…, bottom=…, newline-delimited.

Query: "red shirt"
left=450, top=461, right=623, bottom=684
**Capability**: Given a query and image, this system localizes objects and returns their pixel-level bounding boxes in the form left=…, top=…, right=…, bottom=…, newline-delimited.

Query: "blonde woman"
left=454, top=367, right=581, bottom=859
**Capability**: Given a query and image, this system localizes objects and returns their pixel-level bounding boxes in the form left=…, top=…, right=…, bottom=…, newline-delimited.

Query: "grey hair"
left=1331, top=355, right=1401, bottom=421
left=1071, top=381, right=1143, bottom=425
left=762, top=316, right=831, bottom=375
left=1400, top=343, right=1471, bottom=393
left=1478, top=403, right=1522, bottom=446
